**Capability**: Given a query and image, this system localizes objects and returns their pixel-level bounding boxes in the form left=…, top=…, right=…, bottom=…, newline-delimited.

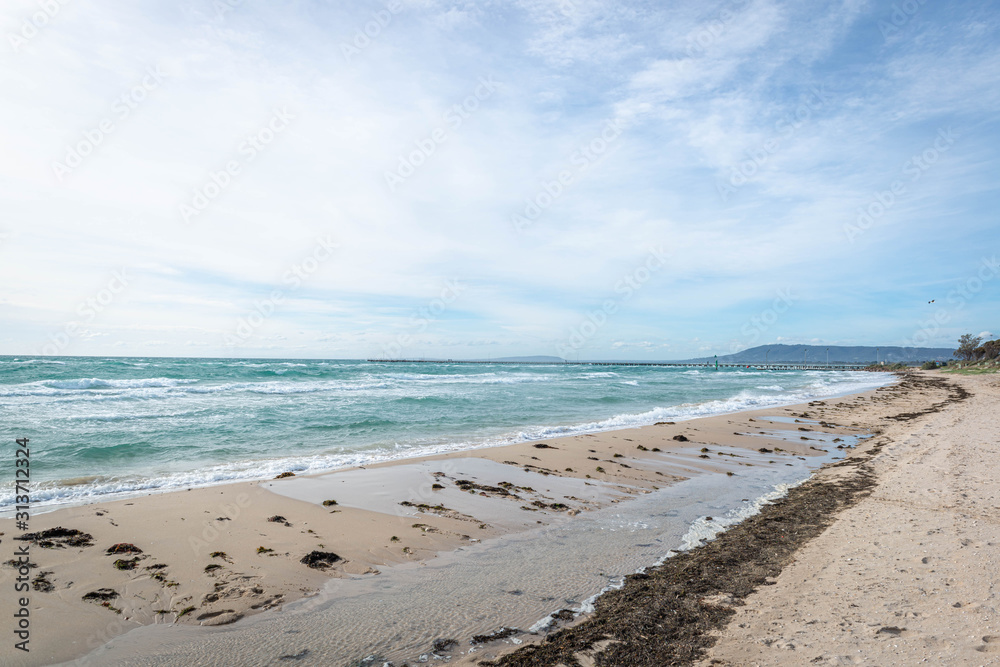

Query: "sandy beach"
left=6, top=370, right=994, bottom=666
left=1, top=376, right=885, bottom=666
left=699, top=370, right=999, bottom=666
left=467, top=371, right=995, bottom=667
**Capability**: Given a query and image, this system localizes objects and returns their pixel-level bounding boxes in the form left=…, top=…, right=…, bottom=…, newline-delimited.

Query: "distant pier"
left=366, top=359, right=872, bottom=371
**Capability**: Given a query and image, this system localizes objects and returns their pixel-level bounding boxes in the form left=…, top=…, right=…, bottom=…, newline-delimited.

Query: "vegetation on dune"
left=943, top=333, right=999, bottom=373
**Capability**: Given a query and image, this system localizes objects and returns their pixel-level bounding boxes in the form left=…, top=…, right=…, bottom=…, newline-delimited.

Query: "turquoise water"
left=0, top=356, right=890, bottom=511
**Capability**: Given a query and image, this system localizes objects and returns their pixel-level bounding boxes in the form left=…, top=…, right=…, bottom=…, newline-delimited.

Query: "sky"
left=1, top=0, right=998, bottom=361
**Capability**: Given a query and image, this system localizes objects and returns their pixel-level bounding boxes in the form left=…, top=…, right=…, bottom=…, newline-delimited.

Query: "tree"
left=955, top=333, right=982, bottom=361
left=975, top=339, right=1000, bottom=361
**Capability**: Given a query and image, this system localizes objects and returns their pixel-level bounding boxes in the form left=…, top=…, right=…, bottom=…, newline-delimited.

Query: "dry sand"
left=699, top=371, right=1000, bottom=666
left=1, top=380, right=882, bottom=666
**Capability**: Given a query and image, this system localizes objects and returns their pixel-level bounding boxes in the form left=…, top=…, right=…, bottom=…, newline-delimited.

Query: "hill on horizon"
left=682, top=344, right=954, bottom=364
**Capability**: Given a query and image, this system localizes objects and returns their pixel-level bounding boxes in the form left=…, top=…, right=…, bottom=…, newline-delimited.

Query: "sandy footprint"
left=976, top=635, right=1000, bottom=653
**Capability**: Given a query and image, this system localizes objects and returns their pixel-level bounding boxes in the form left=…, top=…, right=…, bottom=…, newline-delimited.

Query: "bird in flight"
left=928, top=299, right=935, bottom=303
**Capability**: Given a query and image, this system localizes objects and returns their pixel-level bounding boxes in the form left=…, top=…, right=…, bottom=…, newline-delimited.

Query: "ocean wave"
left=45, top=377, right=200, bottom=390
left=2, top=358, right=67, bottom=365
left=0, top=378, right=393, bottom=398
left=384, top=372, right=551, bottom=385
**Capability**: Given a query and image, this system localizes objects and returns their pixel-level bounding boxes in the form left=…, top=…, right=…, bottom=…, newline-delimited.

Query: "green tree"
left=975, top=339, right=999, bottom=360
left=955, top=333, right=982, bottom=361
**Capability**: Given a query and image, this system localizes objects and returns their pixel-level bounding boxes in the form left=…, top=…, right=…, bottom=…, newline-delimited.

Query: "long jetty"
left=366, top=359, right=872, bottom=371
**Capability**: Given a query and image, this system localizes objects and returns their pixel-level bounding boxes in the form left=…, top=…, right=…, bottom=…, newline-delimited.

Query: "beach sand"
left=698, top=371, right=999, bottom=666
left=461, top=371, right=994, bottom=667
left=0, top=375, right=908, bottom=666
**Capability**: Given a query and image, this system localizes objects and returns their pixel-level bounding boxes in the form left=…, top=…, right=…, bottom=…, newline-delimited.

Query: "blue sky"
left=1, top=0, right=997, bottom=360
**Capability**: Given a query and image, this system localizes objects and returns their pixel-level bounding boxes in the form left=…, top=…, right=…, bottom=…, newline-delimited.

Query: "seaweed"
left=300, top=550, right=342, bottom=569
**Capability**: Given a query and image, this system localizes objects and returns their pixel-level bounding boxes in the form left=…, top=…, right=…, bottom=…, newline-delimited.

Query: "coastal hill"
left=682, top=344, right=954, bottom=364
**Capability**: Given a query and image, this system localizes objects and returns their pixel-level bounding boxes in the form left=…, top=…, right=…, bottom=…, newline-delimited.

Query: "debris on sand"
left=82, top=588, right=118, bottom=602
left=15, top=527, right=94, bottom=549
left=113, top=557, right=140, bottom=570
left=471, top=627, right=521, bottom=644
left=274, top=472, right=296, bottom=479
left=32, top=572, right=55, bottom=592
left=106, top=543, right=143, bottom=555
left=432, top=638, right=458, bottom=652
left=300, top=551, right=343, bottom=569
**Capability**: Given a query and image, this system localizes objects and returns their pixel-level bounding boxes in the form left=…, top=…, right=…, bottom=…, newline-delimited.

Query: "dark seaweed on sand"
left=481, top=374, right=968, bottom=667
left=300, top=550, right=342, bottom=569
left=15, top=527, right=94, bottom=548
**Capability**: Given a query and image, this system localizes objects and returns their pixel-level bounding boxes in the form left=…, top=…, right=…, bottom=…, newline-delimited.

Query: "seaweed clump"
left=15, top=527, right=94, bottom=549
left=300, top=551, right=342, bottom=569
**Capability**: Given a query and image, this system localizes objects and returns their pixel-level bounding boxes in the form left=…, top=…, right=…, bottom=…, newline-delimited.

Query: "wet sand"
left=0, top=379, right=889, bottom=666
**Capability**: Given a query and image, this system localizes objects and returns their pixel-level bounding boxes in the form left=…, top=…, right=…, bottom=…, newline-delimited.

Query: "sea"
left=0, top=356, right=892, bottom=514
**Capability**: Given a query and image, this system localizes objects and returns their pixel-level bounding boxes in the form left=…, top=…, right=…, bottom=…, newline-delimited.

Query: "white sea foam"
left=660, top=478, right=807, bottom=564
left=0, top=378, right=392, bottom=398
left=46, top=377, right=199, bottom=390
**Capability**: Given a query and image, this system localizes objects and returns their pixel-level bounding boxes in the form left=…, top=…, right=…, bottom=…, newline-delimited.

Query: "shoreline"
left=1, top=377, right=895, bottom=666
left=3, top=371, right=892, bottom=519
left=463, top=371, right=977, bottom=666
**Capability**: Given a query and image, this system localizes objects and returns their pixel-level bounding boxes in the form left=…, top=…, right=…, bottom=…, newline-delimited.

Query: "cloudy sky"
left=1, top=0, right=997, bottom=360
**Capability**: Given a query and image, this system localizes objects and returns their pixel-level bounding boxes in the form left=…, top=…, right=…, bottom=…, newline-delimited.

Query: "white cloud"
left=1, top=0, right=998, bottom=359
